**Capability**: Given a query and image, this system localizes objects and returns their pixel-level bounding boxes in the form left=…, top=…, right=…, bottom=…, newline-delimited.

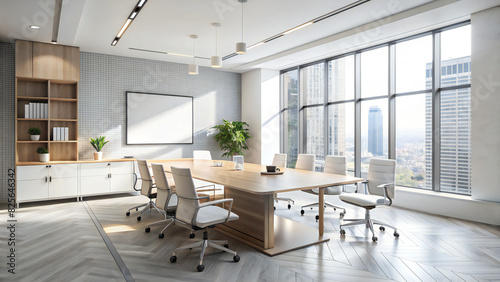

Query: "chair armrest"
left=355, top=180, right=368, bottom=193
left=194, top=199, right=234, bottom=225
left=377, top=183, right=393, bottom=206
left=177, top=195, right=210, bottom=201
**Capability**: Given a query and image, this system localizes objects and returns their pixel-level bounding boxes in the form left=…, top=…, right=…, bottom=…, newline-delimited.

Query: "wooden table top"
left=150, top=159, right=363, bottom=195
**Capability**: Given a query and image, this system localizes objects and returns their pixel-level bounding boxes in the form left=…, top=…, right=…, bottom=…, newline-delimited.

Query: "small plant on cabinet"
left=28, top=127, right=41, bottom=141
left=36, top=146, right=49, bottom=163
left=90, top=136, right=109, bottom=160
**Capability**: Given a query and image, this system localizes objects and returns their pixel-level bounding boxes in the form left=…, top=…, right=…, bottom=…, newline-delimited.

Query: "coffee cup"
left=266, top=166, right=280, bottom=173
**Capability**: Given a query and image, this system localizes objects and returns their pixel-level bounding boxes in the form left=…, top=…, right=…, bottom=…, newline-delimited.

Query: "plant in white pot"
left=90, top=136, right=109, bottom=160
left=36, top=146, right=49, bottom=162
left=28, top=127, right=41, bottom=141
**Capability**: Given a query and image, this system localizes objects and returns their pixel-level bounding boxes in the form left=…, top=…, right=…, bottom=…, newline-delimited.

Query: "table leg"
left=319, top=187, right=324, bottom=235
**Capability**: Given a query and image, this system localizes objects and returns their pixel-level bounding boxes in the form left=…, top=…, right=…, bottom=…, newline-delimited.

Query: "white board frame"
left=126, top=92, right=193, bottom=144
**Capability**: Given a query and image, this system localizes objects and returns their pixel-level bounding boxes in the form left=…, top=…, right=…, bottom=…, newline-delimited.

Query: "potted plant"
left=28, top=127, right=41, bottom=141
left=36, top=146, right=49, bottom=163
left=90, top=136, right=109, bottom=160
left=213, top=120, right=251, bottom=158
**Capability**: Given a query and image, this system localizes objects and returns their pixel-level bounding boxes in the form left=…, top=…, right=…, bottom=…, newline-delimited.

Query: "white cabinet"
left=80, top=162, right=133, bottom=196
left=17, top=164, right=78, bottom=203
left=16, top=161, right=134, bottom=206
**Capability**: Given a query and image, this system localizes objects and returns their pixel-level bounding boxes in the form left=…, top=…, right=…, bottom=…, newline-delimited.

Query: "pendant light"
left=211, top=23, right=222, bottom=68
left=236, top=0, right=247, bottom=54
left=188, top=35, right=198, bottom=75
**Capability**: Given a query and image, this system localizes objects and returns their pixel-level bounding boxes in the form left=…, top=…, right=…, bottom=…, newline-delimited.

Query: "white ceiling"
left=0, top=0, right=499, bottom=73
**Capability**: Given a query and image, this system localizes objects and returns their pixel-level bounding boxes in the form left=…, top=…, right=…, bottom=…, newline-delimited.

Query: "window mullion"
left=432, top=32, right=442, bottom=192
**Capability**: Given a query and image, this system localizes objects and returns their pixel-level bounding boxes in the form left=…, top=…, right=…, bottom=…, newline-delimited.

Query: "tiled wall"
left=0, top=43, right=15, bottom=203
left=78, top=52, right=241, bottom=161
left=0, top=48, right=240, bottom=203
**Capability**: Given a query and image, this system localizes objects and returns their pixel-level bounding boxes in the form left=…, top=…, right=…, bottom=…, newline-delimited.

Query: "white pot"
left=93, top=151, right=103, bottom=160
left=39, top=153, right=49, bottom=163
left=31, top=135, right=40, bottom=141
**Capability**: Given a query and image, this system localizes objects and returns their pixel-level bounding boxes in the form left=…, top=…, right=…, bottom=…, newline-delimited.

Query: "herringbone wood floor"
left=1, top=191, right=500, bottom=281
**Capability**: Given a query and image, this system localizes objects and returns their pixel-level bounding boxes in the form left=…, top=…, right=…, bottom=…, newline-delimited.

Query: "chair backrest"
left=151, top=163, right=175, bottom=210
left=367, top=159, right=397, bottom=199
left=137, top=160, right=153, bottom=197
left=324, top=156, right=347, bottom=175
left=272, top=154, right=287, bottom=168
left=295, top=154, right=315, bottom=171
left=193, top=150, right=212, bottom=160
left=171, top=166, right=199, bottom=224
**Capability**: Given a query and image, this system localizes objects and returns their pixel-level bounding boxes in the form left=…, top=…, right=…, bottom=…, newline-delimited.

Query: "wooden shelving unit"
left=15, top=40, right=79, bottom=164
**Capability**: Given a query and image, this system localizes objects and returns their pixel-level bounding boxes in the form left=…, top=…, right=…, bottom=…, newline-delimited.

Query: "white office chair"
left=193, top=150, right=212, bottom=160
left=301, top=156, right=347, bottom=220
left=339, top=159, right=399, bottom=242
left=126, top=160, right=163, bottom=221
left=169, top=166, right=240, bottom=272
left=145, top=163, right=179, bottom=239
left=295, top=154, right=315, bottom=171
left=272, top=154, right=293, bottom=209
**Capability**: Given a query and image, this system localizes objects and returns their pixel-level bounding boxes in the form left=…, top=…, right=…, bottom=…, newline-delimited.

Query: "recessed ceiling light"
left=30, top=25, right=40, bottom=29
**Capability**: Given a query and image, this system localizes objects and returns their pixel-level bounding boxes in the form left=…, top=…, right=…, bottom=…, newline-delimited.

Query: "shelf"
left=16, top=77, right=49, bottom=82
left=50, top=119, right=77, bottom=122
left=50, top=98, right=77, bottom=102
left=50, top=141, right=78, bottom=143
left=18, top=96, right=49, bottom=101
left=17, top=118, right=48, bottom=121
left=16, top=141, right=49, bottom=143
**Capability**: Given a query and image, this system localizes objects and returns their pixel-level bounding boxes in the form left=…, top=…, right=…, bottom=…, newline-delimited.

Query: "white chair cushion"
left=339, top=193, right=386, bottom=207
left=195, top=206, right=239, bottom=228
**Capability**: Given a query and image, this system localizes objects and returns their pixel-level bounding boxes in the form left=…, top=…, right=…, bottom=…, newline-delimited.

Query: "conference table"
left=153, top=159, right=363, bottom=256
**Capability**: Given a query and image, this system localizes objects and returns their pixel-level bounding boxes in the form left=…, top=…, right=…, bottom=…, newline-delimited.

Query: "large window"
left=280, top=22, right=471, bottom=195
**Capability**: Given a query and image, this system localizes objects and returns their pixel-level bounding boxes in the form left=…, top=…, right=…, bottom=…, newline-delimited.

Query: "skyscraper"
left=425, top=56, right=471, bottom=194
left=368, top=106, right=383, bottom=156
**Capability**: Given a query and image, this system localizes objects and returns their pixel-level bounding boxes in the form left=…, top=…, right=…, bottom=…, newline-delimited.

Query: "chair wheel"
left=233, top=255, right=240, bottom=262
left=159, top=233, right=165, bottom=239
left=189, top=233, right=195, bottom=238
left=288, top=204, right=291, bottom=209
left=145, top=227, right=150, bottom=233
left=372, top=236, right=378, bottom=242
left=170, top=256, right=177, bottom=263
left=379, top=226, right=385, bottom=231
left=126, top=212, right=130, bottom=216
left=339, top=212, right=345, bottom=217
left=197, top=264, right=205, bottom=272
left=224, top=244, right=229, bottom=249
left=394, top=232, right=400, bottom=238
left=137, top=216, right=141, bottom=221
left=274, top=206, right=276, bottom=210
left=340, top=229, right=346, bottom=235
left=300, top=209, right=305, bottom=216
left=315, top=215, right=319, bottom=222
left=333, top=208, right=336, bottom=211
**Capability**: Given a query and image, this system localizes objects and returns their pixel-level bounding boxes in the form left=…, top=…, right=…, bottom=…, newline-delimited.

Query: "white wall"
left=241, top=69, right=281, bottom=165
left=471, top=6, right=500, bottom=202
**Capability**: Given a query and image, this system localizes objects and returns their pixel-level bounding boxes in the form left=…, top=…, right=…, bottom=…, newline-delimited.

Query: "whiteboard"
left=126, top=92, right=193, bottom=144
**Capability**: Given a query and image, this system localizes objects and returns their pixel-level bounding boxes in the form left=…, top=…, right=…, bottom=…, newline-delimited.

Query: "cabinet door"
left=15, top=40, right=33, bottom=77
left=33, top=42, right=64, bottom=80
left=50, top=164, right=78, bottom=178
left=17, top=165, right=49, bottom=181
left=49, top=177, right=78, bottom=198
left=17, top=179, right=49, bottom=202
left=110, top=162, right=132, bottom=175
left=110, top=174, right=133, bottom=192
left=80, top=162, right=109, bottom=177
left=81, top=175, right=110, bottom=195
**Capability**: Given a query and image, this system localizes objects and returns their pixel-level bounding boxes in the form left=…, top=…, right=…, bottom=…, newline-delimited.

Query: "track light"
left=189, top=35, right=199, bottom=75
left=235, top=0, right=247, bottom=55
left=111, top=0, right=148, bottom=46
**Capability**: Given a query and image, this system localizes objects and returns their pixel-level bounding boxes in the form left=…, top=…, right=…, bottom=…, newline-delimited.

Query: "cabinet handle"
left=46, top=165, right=49, bottom=168
left=49, top=176, right=52, bottom=182
left=108, top=163, right=111, bottom=166
left=49, top=165, right=52, bottom=168
left=110, top=173, right=112, bottom=178
left=45, top=176, right=48, bottom=182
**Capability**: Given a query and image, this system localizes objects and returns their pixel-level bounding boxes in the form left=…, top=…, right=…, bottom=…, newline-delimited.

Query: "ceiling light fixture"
left=235, top=0, right=247, bottom=55
left=30, top=25, right=40, bottom=29
left=188, top=35, right=199, bottom=75
left=111, top=0, right=148, bottom=46
left=211, top=23, right=222, bottom=68
left=221, top=0, right=371, bottom=59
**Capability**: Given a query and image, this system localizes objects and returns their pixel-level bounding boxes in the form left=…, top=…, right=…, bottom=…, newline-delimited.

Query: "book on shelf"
left=29, top=102, right=34, bottom=119
left=64, top=127, right=69, bottom=141
left=44, top=104, right=48, bottom=119
left=24, top=104, right=29, bottom=119
left=53, top=127, right=58, bottom=141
